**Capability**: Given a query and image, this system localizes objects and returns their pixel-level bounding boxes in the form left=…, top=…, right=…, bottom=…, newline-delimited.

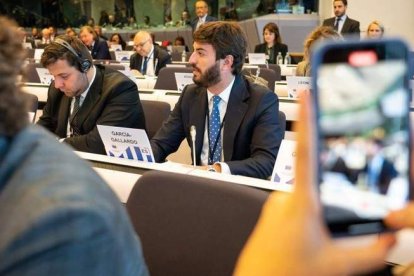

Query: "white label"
left=114, top=51, right=134, bottom=62
left=36, top=68, right=54, bottom=85
left=175, top=72, right=194, bottom=92
left=248, top=53, right=267, bottom=65
left=271, top=139, right=297, bottom=184
left=286, top=76, right=311, bottom=98
left=97, top=125, right=155, bottom=163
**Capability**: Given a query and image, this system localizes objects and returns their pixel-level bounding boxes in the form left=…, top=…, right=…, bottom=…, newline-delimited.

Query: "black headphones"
left=53, top=38, right=92, bottom=73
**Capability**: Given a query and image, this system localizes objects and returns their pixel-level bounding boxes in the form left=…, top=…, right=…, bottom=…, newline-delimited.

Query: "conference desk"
left=77, top=151, right=292, bottom=203
left=77, top=150, right=414, bottom=267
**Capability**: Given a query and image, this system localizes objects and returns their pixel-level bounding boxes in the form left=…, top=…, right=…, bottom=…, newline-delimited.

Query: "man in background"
left=79, top=25, right=111, bottom=59
left=322, top=0, right=360, bottom=38
left=190, top=0, right=217, bottom=32
left=130, top=30, right=171, bottom=76
left=150, top=22, right=283, bottom=180
left=0, top=16, right=148, bottom=275
left=37, top=35, right=146, bottom=154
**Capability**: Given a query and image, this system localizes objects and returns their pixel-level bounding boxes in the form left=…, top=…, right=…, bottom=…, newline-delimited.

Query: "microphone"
left=190, top=125, right=196, bottom=167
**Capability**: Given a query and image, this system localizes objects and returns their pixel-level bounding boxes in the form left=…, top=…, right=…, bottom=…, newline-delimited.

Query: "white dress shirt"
left=200, top=77, right=235, bottom=174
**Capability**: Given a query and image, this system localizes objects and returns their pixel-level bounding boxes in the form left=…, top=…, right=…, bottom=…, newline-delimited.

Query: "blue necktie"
left=209, top=96, right=222, bottom=164
left=141, top=56, right=148, bottom=74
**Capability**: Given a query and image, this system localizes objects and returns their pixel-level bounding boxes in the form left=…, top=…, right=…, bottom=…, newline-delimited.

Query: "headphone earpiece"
left=53, top=38, right=91, bottom=73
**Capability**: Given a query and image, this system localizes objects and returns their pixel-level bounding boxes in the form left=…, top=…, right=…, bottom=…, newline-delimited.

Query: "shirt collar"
left=206, top=76, right=235, bottom=104
left=79, top=65, right=96, bottom=101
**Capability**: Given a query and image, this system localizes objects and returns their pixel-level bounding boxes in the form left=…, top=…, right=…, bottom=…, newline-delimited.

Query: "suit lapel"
left=189, top=87, right=207, bottom=165
left=75, top=66, right=103, bottom=129
left=223, top=75, right=249, bottom=161
left=56, top=95, right=71, bottom=137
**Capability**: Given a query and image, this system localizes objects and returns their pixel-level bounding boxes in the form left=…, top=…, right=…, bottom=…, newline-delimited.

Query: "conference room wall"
left=319, top=0, right=414, bottom=48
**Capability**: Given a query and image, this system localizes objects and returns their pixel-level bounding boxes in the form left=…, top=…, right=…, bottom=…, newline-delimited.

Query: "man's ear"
left=222, top=54, right=234, bottom=70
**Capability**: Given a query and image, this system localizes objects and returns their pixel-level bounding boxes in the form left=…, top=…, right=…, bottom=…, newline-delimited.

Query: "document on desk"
left=175, top=72, right=194, bottom=92
left=97, top=125, right=155, bottom=163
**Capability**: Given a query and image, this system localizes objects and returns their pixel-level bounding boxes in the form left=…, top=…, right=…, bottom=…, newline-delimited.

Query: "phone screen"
left=313, top=40, right=412, bottom=235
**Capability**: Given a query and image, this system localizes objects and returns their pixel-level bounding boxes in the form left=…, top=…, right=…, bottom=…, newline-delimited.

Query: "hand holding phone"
left=312, top=38, right=412, bottom=236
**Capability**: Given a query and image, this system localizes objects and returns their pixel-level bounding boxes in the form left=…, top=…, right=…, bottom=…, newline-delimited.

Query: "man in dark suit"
left=190, top=0, right=217, bottom=32
left=79, top=25, right=111, bottom=59
left=130, top=30, right=171, bottom=76
left=0, top=16, right=149, bottom=275
left=322, top=0, right=360, bottom=38
left=150, top=22, right=283, bottom=179
left=37, top=35, right=146, bottom=155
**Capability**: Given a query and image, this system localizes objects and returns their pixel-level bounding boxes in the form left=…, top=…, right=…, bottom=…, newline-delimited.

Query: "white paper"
left=248, top=53, right=267, bottom=65
left=34, top=49, right=44, bottom=60
left=271, top=139, right=297, bottom=184
left=110, top=44, right=122, bottom=51
left=175, top=72, right=194, bottom=92
left=97, top=125, right=155, bottom=163
left=114, top=51, right=134, bottom=62
left=280, top=64, right=297, bottom=76
left=286, top=76, right=311, bottom=98
left=36, top=68, right=54, bottom=85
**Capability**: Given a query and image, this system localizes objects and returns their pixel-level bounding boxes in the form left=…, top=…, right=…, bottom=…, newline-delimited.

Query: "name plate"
left=286, top=76, right=311, bottom=98
left=175, top=72, right=194, bottom=92
left=271, top=139, right=297, bottom=185
left=114, top=51, right=134, bottom=62
left=34, top=49, right=44, bottom=60
left=248, top=53, right=267, bottom=65
left=36, top=68, right=54, bottom=85
left=97, top=125, right=155, bottom=163
left=110, top=44, right=122, bottom=51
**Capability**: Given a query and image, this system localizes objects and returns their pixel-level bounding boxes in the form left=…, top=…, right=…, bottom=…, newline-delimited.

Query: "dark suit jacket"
left=254, top=43, right=289, bottom=64
left=323, top=16, right=360, bottom=38
left=0, top=126, right=149, bottom=275
left=129, top=45, right=171, bottom=76
left=91, top=37, right=111, bottom=60
left=37, top=65, right=146, bottom=154
left=150, top=74, right=283, bottom=179
left=190, top=15, right=217, bottom=31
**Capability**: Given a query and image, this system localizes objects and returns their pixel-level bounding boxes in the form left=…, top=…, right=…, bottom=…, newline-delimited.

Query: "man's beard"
left=192, top=61, right=221, bottom=88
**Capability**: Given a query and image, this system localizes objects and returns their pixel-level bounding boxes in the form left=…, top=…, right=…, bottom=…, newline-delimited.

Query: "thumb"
left=331, top=234, right=396, bottom=275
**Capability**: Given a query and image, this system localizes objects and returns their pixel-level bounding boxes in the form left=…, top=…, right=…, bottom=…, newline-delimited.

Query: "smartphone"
left=312, top=39, right=412, bottom=236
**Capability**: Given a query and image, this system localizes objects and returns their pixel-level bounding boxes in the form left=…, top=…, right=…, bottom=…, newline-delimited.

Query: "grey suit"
left=0, top=126, right=149, bottom=275
left=323, top=16, right=360, bottom=38
left=150, top=74, right=283, bottom=179
left=190, top=15, right=217, bottom=32
left=129, top=45, right=171, bottom=76
left=37, top=64, right=146, bottom=155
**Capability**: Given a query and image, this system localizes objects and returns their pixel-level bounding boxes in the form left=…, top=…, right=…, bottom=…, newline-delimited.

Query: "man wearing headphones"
left=37, top=35, right=146, bottom=154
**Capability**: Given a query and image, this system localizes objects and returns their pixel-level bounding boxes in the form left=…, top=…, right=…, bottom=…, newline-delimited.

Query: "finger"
left=385, top=203, right=414, bottom=229
left=332, top=234, right=396, bottom=275
left=292, top=94, right=319, bottom=207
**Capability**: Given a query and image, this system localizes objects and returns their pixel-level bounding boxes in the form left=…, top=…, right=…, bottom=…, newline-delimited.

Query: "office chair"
left=22, top=63, right=43, bottom=83
left=154, top=66, right=193, bottom=91
left=22, top=92, right=38, bottom=123
left=278, top=110, right=286, bottom=139
left=140, top=100, right=171, bottom=139
left=126, top=170, right=269, bottom=276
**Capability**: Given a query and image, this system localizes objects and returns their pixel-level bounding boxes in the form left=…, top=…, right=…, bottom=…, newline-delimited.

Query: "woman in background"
left=366, top=20, right=385, bottom=39
left=109, top=33, right=126, bottom=50
left=296, top=26, right=341, bottom=77
left=254, top=22, right=288, bottom=64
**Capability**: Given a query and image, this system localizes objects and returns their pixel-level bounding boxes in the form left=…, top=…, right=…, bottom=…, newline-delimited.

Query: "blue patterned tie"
left=209, top=96, right=222, bottom=164
left=141, top=56, right=148, bottom=75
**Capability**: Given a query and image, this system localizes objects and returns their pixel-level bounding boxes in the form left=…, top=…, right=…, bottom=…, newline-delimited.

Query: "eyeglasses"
left=134, top=39, right=149, bottom=49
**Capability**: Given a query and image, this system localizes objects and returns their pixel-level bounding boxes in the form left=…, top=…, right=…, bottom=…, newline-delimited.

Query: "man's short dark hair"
left=0, top=17, right=28, bottom=136
left=40, top=35, right=93, bottom=72
left=193, top=21, right=247, bottom=75
left=334, top=0, right=347, bottom=6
